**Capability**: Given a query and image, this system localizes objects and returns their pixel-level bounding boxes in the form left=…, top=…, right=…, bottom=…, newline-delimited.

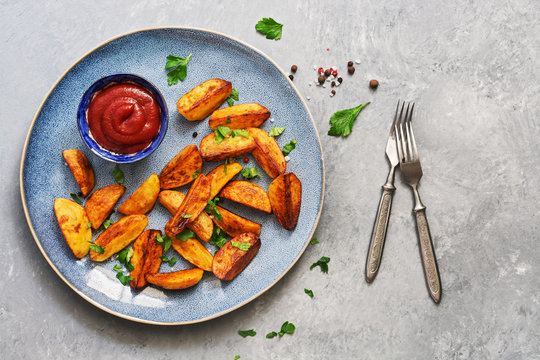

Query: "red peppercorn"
left=332, top=70, right=338, bottom=76
left=243, top=157, right=249, bottom=163
left=318, top=67, right=324, bottom=74
left=329, top=68, right=333, bottom=72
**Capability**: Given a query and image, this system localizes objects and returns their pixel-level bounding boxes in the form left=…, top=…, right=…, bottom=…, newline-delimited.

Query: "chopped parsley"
left=310, top=238, right=319, bottom=245
left=70, top=192, right=82, bottom=205
left=304, top=288, right=314, bottom=298
left=233, top=129, right=249, bottom=139
left=165, top=53, right=192, bottom=85
left=282, top=139, right=297, bottom=156
left=255, top=18, right=283, bottom=40
left=310, top=256, right=330, bottom=273
left=224, top=159, right=228, bottom=175
left=266, top=332, right=278, bottom=339
left=192, top=169, right=200, bottom=179
left=97, top=218, right=114, bottom=232
left=227, top=88, right=239, bottom=106
left=116, top=247, right=134, bottom=271
left=155, top=234, right=172, bottom=252
left=234, top=356, right=240, bottom=360
left=269, top=127, right=285, bottom=137
left=278, top=321, right=296, bottom=336
left=205, top=197, right=222, bottom=221
left=231, top=241, right=252, bottom=251
left=238, top=329, right=256, bottom=337
left=111, top=164, right=124, bottom=184
left=160, top=256, right=177, bottom=267
left=215, top=126, right=249, bottom=144
left=209, top=226, right=228, bottom=248
left=114, top=268, right=133, bottom=286
left=87, top=221, right=92, bottom=230
left=182, top=214, right=193, bottom=219
left=241, top=167, right=261, bottom=179
left=176, top=229, right=196, bottom=242
left=328, top=102, right=370, bottom=137
left=226, top=118, right=231, bottom=124
left=88, top=241, right=105, bottom=254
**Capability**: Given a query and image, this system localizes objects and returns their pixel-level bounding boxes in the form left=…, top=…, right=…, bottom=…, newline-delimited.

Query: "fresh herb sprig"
left=155, top=234, right=172, bottom=252
left=205, top=197, right=222, bottom=221
left=328, top=102, right=370, bottom=137
left=310, top=256, right=330, bottom=273
left=111, top=165, right=124, bottom=184
left=165, top=53, right=192, bottom=85
left=88, top=241, right=105, bottom=254
left=70, top=192, right=82, bottom=205
left=209, top=226, right=228, bottom=249
left=269, top=127, right=285, bottom=137
left=282, top=139, right=297, bottom=156
left=176, top=229, right=196, bottom=242
left=255, top=18, right=283, bottom=40
left=241, top=167, right=261, bottom=179
left=231, top=241, right=252, bottom=251
left=304, top=288, right=314, bottom=298
left=227, top=88, right=239, bottom=106
left=238, top=329, right=256, bottom=337
left=160, top=256, right=177, bottom=267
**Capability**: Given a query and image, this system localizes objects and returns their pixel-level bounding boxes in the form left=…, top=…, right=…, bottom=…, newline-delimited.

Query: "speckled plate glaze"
left=20, top=27, right=324, bottom=325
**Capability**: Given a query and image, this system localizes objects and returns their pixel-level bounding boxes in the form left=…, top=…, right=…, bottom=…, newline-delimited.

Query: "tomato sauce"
left=87, top=83, right=161, bottom=154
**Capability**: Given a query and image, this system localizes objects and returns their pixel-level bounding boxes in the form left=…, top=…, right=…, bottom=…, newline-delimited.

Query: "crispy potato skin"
left=199, top=133, right=256, bottom=162
left=212, top=206, right=261, bottom=237
left=159, top=190, right=213, bottom=242
left=172, top=238, right=213, bottom=271
left=146, top=268, right=204, bottom=290
left=90, top=214, right=148, bottom=261
left=159, top=145, right=202, bottom=189
left=206, top=162, right=243, bottom=199
left=177, top=79, right=232, bottom=121
left=85, top=184, right=125, bottom=229
left=165, top=174, right=211, bottom=238
left=62, top=149, right=95, bottom=196
left=209, top=103, right=270, bottom=129
left=212, top=232, right=261, bottom=281
left=118, top=173, right=160, bottom=215
left=219, top=181, right=272, bottom=213
left=130, top=229, right=163, bottom=290
left=249, top=128, right=287, bottom=178
left=54, top=198, right=92, bottom=258
left=268, top=173, right=302, bottom=230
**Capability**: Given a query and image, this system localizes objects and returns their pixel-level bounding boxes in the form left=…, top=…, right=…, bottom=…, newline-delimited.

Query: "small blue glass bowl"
left=77, top=74, right=168, bottom=163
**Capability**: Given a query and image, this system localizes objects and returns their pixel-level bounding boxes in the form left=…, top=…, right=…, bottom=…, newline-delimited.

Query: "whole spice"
left=318, top=67, right=324, bottom=74
left=337, top=77, right=343, bottom=83
left=348, top=66, right=355, bottom=74
left=331, top=90, right=336, bottom=95
left=318, top=75, right=325, bottom=84
left=291, top=65, right=298, bottom=73
left=369, top=79, right=379, bottom=89
left=192, top=131, right=198, bottom=138
left=289, top=74, right=294, bottom=81
left=243, top=157, right=249, bottom=163
left=332, top=70, right=338, bottom=77
left=347, top=61, right=353, bottom=67
left=324, top=69, right=331, bottom=77
left=331, top=81, right=336, bottom=87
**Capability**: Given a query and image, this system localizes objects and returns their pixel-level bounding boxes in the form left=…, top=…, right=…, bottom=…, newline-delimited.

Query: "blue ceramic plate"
left=20, top=27, right=324, bottom=325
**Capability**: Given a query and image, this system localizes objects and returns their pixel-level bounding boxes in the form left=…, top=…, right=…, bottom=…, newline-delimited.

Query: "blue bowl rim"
left=77, top=73, right=169, bottom=163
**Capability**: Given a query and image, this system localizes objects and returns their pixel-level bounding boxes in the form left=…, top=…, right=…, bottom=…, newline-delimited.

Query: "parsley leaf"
left=182, top=214, right=193, bottom=219
left=231, top=241, right=252, bottom=251
left=160, top=256, right=177, bottom=267
left=328, top=102, right=370, bottom=137
left=278, top=321, right=296, bottom=336
left=155, top=234, right=172, bottom=252
left=224, top=159, right=228, bottom=175
left=87, top=221, right=92, bottom=230
left=215, top=126, right=231, bottom=144
left=226, top=118, right=231, bottom=124
left=310, top=256, right=330, bottom=273
left=115, top=271, right=133, bottom=286
left=304, top=288, right=314, bottom=298
left=192, top=169, right=200, bottom=179
left=238, top=329, right=256, bottom=337
left=97, top=218, right=114, bottom=232
left=310, top=238, right=319, bottom=245
left=176, top=229, right=196, bottom=242
left=255, top=18, right=283, bottom=40
left=269, top=127, right=285, bottom=137
left=241, top=167, right=261, bottom=179
left=88, top=241, right=105, bottom=254
left=70, top=192, right=82, bottom=205
left=165, top=53, right=192, bottom=85
left=209, top=226, right=228, bottom=248
left=233, top=129, right=249, bottom=139
left=282, top=139, right=297, bottom=156
left=116, top=247, right=133, bottom=265
left=205, top=197, right=223, bottom=221
left=227, top=88, right=239, bottom=106
left=111, top=165, right=124, bottom=184
left=235, top=357, right=241, bottom=360
left=266, top=332, right=278, bottom=339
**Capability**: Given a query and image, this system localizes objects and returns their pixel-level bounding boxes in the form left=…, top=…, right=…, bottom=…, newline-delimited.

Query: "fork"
left=395, top=103, right=442, bottom=304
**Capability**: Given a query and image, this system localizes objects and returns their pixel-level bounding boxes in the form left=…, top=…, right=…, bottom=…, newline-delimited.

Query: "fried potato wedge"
left=212, top=206, right=261, bottom=237
left=159, top=145, right=202, bottom=189
left=118, top=173, right=160, bottom=215
left=209, top=103, right=270, bottom=129
left=219, top=181, right=272, bottom=213
left=212, top=232, right=261, bottom=281
left=249, top=128, right=287, bottom=178
left=268, top=173, right=302, bottom=230
left=146, top=268, right=204, bottom=290
left=177, top=79, right=232, bottom=121
left=206, top=162, right=243, bottom=199
left=54, top=198, right=92, bottom=258
left=199, top=132, right=256, bottom=162
left=130, top=229, right=163, bottom=290
left=159, top=190, right=213, bottom=242
left=62, top=149, right=95, bottom=196
left=85, top=184, right=125, bottom=229
left=165, top=174, right=211, bottom=238
left=90, top=214, right=148, bottom=261
left=172, top=238, right=213, bottom=271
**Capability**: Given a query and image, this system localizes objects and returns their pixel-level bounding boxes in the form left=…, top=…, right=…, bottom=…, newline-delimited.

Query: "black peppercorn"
left=289, top=74, right=294, bottom=80
left=291, top=65, right=298, bottom=73
left=348, top=61, right=353, bottom=67
left=369, top=79, right=379, bottom=89
left=192, top=131, right=198, bottom=138
left=331, top=90, right=336, bottom=95
left=337, top=77, right=343, bottom=83
left=331, top=81, right=336, bottom=87
left=318, top=75, right=325, bottom=84
left=348, top=66, right=355, bottom=74
left=324, top=69, right=331, bottom=77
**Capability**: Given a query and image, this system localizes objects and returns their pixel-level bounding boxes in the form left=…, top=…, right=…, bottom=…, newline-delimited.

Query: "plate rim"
left=19, top=26, right=325, bottom=325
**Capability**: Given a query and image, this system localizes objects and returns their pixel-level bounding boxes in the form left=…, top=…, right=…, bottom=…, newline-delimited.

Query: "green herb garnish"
left=111, top=164, right=124, bottom=184
left=209, top=226, right=228, bottom=248
left=231, top=241, right=252, bottom=251
left=224, top=159, right=228, bottom=175
left=232, top=129, right=249, bottom=139
left=227, top=88, right=239, bottom=106
left=310, top=238, right=319, bottom=245
left=182, top=214, right=193, bottom=219
left=328, top=102, right=370, bottom=137
left=155, top=234, right=172, bottom=252
left=176, top=229, right=196, bottom=242
left=215, top=126, right=231, bottom=145
left=205, top=197, right=222, bottom=221
left=192, top=169, right=200, bottom=179
left=282, top=139, right=297, bottom=156
left=266, top=332, right=278, bottom=339
left=115, top=270, right=133, bottom=286
left=278, top=321, right=296, bottom=336
left=116, top=247, right=134, bottom=271
left=269, top=127, right=285, bottom=137
left=304, top=288, right=314, bottom=298
left=241, top=167, right=261, bottom=179
left=255, top=18, right=283, bottom=40
left=310, top=256, right=330, bottom=273
left=88, top=241, right=105, bottom=254
left=165, top=53, right=192, bottom=85
left=238, top=329, right=256, bottom=337
left=70, top=192, right=82, bottom=205
left=226, top=118, right=232, bottom=124
left=160, top=256, right=177, bottom=267
left=87, top=222, right=92, bottom=230
left=97, top=218, right=114, bottom=232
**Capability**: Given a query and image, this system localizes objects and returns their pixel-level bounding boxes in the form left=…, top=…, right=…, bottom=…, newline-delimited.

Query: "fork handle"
left=414, top=207, right=442, bottom=303
left=365, top=182, right=395, bottom=283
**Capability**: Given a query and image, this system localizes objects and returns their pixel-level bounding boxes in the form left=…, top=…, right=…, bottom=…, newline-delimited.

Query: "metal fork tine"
left=399, top=104, right=409, bottom=162
left=408, top=104, right=419, bottom=161
left=389, top=100, right=400, bottom=136
left=405, top=103, right=414, bottom=162
left=395, top=102, right=405, bottom=162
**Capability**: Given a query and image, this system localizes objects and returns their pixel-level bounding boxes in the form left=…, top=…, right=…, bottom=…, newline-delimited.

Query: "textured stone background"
left=1, top=1, right=539, bottom=359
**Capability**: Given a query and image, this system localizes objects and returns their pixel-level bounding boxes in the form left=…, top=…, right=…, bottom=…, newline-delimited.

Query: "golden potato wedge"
left=90, top=214, right=148, bottom=261
left=199, top=132, right=256, bottom=162
left=212, top=232, right=261, bottom=281
left=159, top=190, right=213, bottom=242
left=209, top=103, right=270, bottom=129
left=146, top=268, right=204, bottom=290
left=219, top=181, right=272, bottom=213
left=268, top=173, right=302, bottom=230
left=62, top=149, right=95, bottom=196
left=118, top=173, right=160, bottom=215
left=159, top=145, right=202, bottom=189
left=165, top=174, right=211, bottom=238
left=54, top=198, right=92, bottom=258
left=249, top=128, right=287, bottom=178
left=85, top=184, right=125, bottom=229
left=172, top=237, right=213, bottom=271
left=130, top=229, right=163, bottom=290
left=177, top=79, right=232, bottom=121
left=206, top=162, right=243, bottom=199
left=212, top=206, right=261, bottom=237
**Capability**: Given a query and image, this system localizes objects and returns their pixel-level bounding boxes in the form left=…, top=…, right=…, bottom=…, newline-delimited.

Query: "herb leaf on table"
left=255, top=18, right=283, bottom=40
left=328, top=102, right=370, bottom=137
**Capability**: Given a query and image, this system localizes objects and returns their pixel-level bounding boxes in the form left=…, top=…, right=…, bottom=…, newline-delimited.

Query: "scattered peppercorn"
left=369, top=79, right=379, bottom=89
left=77, top=191, right=83, bottom=197
left=318, top=67, right=324, bottom=74
left=337, top=77, right=343, bottom=83
left=318, top=75, right=325, bottom=84
left=291, top=65, right=298, bottom=73
left=331, top=90, right=336, bottom=95
left=332, top=70, right=338, bottom=77
left=348, top=66, right=355, bottom=74
left=348, top=61, right=354, bottom=67
left=289, top=74, right=294, bottom=81
left=324, top=69, right=331, bottom=77
left=243, top=157, right=249, bottom=163
left=192, top=131, right=198, bottom=138
left=331, top=81, right=336, bottom=87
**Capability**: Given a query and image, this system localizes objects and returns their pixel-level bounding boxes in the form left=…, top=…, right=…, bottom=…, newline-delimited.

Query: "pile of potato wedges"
left=54, top=78, right=302, bottom=292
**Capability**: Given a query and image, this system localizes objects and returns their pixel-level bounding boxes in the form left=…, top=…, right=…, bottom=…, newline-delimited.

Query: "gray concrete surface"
left=1, top=1, right=539, bottom=359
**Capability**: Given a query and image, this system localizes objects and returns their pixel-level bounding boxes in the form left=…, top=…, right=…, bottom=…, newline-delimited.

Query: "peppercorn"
left=244, top=157, right=249, bottom=163
left=291, top=65, right=298, bottom=73
left=324, top=69, right=331, bottom=77
left=289, top=74, right=294, bottom=81
left=318, top=67, right=324, bottom=74
left=369, top=79, right=379, bottom=89
left=348, top=61, right=353, bottom=67
left=348, top=66, right=355, bottom=74
left=337, top=77, right=343, bottom=83
left=331, top=90, right=336, bottom=95
left=192, top=131, right=198, bottom=138
left=318, top=75, right=325, bottom=84
left=331, top=81, right=336, bottom=87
